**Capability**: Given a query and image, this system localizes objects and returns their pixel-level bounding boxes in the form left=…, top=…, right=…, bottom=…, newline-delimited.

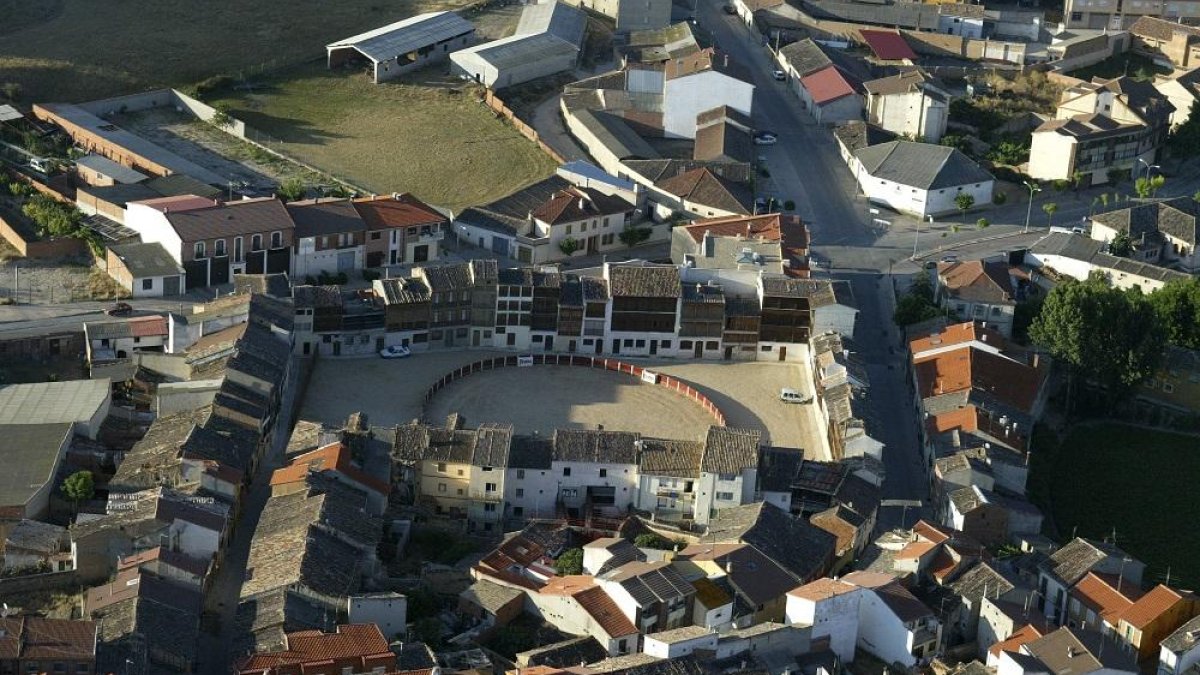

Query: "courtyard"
left=300, top=349, right=829, bottom=457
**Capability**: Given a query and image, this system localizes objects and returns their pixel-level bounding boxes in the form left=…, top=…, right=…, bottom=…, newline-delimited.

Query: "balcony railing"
left=418, top=230, right=445, bottom=242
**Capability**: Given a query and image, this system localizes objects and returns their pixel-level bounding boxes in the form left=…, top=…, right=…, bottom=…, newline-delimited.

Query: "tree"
left=618, top=224, right=651, bottom=248
left=1134, top=174, right=1165, bottom=198
left=909, top=269, right=935, bottom=303
left=1109, top=230, right=1133, bottom=257
left=1042, top=202, right=1058, bottom=227
left=558, top=236, right=581, bottom=256
left=955, top=193, right=975, bottom=216
left=209, top=103, right=234, bottom=129
left=22, top=195, right=83, bottom=238
left=554, top=548, right=584, bottom=575
left=1100, top=192, right=1110, bottom=208
left=634, top=534, right=676, bottom=550
left=276, top=178, right=306, bottom=202
left=1169, top=100, right=1200, bottom=159
left=977, top=217, right=990, bottom=229
left=893, top=293, right=940, bottom=326
left=62, top=470, right=94, bottom=514
left=986, top=139, right=1029, bottom=165
left=1030, top=273, right=1166, bottom=410
left=1147, top=277, right=1200, bottom=349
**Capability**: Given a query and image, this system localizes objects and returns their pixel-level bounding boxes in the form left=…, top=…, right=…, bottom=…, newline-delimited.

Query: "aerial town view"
left=3, top=0, right=1200, bottom=673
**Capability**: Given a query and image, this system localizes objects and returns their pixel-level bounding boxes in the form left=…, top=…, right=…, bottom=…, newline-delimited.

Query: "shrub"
left=558, top=236, right=581, bottom=256
left=634, top=534, right=675, bottom=550
left=209, top=103, right=234, bottom=129
left=554, top=548, right=584, bottom=575
left=276, top=178, right=306, bottom=202
left=977, top=218, right=990, bottom=229
left=192, top=74, right=235, bottom=98
left=783, top=199, right=796, bottom=211
left=993, top=192, right=1008, bottom=205
left=618, top=224, right=651, bottom=248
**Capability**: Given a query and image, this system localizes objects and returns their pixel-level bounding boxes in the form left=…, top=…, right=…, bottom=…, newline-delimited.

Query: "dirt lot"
left=300, top=350, right=829, bottom=457
left=207, top=63, right=558, bottom=212
left=0, top=0, right=482, bottom=103
left=111, top=108, right=327, bottom=192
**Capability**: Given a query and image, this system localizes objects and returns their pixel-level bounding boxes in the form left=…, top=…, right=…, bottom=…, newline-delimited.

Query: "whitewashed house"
left=849, top=141, right=994, bottom=218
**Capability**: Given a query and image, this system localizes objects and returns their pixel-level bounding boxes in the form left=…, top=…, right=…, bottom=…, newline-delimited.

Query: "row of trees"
left=1029, top=274, right=1200, bottom=410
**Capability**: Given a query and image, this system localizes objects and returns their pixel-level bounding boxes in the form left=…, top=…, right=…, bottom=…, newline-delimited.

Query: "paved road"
left=697, top=0, right=935, bottom=529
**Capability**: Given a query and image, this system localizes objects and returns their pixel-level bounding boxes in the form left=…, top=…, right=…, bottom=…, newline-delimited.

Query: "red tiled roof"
left=1072, top=572, right=1142, bottom=624
left=990, top=623, right=1044, bottom=658
left=928, top=549, right=959, bottom=582
left=237, top=624, right=393, bottom=674
left=788, top=577, right=858, bottom=601
left=1119, top=584, right=1187, bottom=629
left=860, top=29, right=917, bottom=60
left=801, top=66, right=858, bottom=105
left=129, top=194, right=216, bottom=212
left=352, top=193, right=446, bottom=231
left=842, top=571, right=897, bottom=589
left=912, top=340, right=1043, bottom=412
left=574, top=585, right=638, bottom=638
left=128, top=315, right=169, bottom=337
left=912, top=520, right=954, bottom=544
left=908, top=321, right=1009, bottom=356
left=270, top=441, right=391, bottom=495
left=531, top=187, right=632, bottom=226
left=896, top=541, right=939, bottom=560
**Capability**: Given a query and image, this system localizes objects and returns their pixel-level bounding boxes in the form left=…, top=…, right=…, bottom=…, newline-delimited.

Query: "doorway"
left=649, top=340, right=658, bottom=355
left=693, top=342, right=703, bottom=358
left=724, top=346, right=733, bottom=360
left=778, top=346, right=787, bottom=361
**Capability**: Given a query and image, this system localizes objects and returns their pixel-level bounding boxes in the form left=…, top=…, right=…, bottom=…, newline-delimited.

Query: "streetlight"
left=1023, top=181, right=1041, bottom=234
left=911, top=217, right=921, bottom=260
left=1136, top=158, right=1160, bottom=181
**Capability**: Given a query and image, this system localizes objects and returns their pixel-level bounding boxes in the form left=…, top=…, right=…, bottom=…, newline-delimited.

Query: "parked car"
left=106, top=302, right=133, bottom=317
left=379, top=345, right=412, bottom=359
left=754, top=131, right=778, bottom=145
left=779, top=388, right=812, bottom=404
left=772, top=69, right=787, bottom=81
left=723, top=3, right=737, bottom=13
left=923, top=260, right=937, bottom=270
left=940, top=254, right=958, bottom=263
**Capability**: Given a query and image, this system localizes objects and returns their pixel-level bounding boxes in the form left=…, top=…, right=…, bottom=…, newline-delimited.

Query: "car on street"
left=923, top=260, right=937, bottom=270
left=379, top=345, right=412, bottom=359
left=106, top=302, right=133, bottom=317
left=779, top=388, right=812, bottom=404
left=772, top=69, right=786, bottom=81
left=755, top=196, right=778, bottom=213
left=723, top=3, right=737, bottom=13
left=754, top=131, right=777, bottom=145
left=940, top=254, right=958, bottom=263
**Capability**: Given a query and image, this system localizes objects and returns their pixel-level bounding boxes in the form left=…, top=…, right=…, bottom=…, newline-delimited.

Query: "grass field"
left=1043, top=423, right=1200, bottom=588
left=207, top=64, right=558, bottom=211
left=0, top=0, right=480, bottom=103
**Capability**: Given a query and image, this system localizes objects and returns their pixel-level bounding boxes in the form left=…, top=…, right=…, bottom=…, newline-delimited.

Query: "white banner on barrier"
left=517, top=355, right=534, bottom=367
left=641, top=369, right=658, bottom=384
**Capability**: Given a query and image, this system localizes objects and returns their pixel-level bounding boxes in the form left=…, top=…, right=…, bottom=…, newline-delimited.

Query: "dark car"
left=723, top=4, right=737, bottom=13
left=106, top=302, right=133, bottom=317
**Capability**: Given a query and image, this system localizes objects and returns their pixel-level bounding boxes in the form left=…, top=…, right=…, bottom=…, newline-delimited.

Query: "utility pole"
left=912, top=218, right=921, bottom=260
left=1023, top=181, right=1040, bottom=233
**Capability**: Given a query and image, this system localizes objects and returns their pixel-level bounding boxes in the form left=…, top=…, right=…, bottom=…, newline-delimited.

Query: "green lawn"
left=0, top=0, right=479, bottom=103
left=1045, top=423, right=1200, bottom=587
left=208, top=64, right=557, bottom=212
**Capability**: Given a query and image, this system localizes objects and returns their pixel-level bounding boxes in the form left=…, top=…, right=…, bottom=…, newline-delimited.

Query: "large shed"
left=450, top=32, right=579, bottom=89
left=327, top=12, right=477, bottom=83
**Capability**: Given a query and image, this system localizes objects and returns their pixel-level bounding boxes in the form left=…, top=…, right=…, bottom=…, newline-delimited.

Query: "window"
left=457, top=488, right=464, bottom=495
left=513, top=506, right=524, bottom=516
left=706, top=341, right=718, bottom=350
left=563, top=467, right=572, bottom=476
left=716, top=491, right=735, bottom=501
left=371, top=232, right=382, bottom=240
left=516, top=469, right=525, bottom=479
left=484, top=503, right=497, bottom=512
left=635, top=339, right=645, bottom=348
left=142, top=278, right=153, bottom=291
left=681, top=340, right=693, bottom=349
left=485, top=482, right=497, bottom=492
left=234, top=236, right=243, bottom=262
left=271, top=231, right=283, bottom=248
left=215, top=239, right=226, bottom=257
left=516, top=488, right=525, bottom=497
left=438, top=462, right=447, bottom=472
left=599, top=469, right=608, bottom=478
left=194, top=241, right=206, bottom=259
left=438, top=483, right=447, bottom=493
left=566, top=224, right=573, bottom=234
left=1163, top=382, right=1175, bottom=393
left=252, top=234, right=263, bottom=251
left=457, top=469, right=464, bottom=476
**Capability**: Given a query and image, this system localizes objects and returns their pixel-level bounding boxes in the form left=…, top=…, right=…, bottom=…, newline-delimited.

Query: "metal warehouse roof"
left=0, top=423, right=74, bottom=509
left=0, top=104, right=23, bottom=123
left=327, top=12, right=476, bottom=63
left=516, top=1, right=587, bottom=47
left=453, top=32, right=578, bottom=71
left=75, top=154, right=148, bottom=184
left=0, top=379, right=110, bottom=426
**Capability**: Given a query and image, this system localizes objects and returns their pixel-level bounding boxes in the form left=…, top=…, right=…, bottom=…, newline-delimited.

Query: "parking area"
left=300, top=349, right=829, bottom=458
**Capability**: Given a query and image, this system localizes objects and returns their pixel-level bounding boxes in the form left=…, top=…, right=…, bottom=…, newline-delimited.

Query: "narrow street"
left=194, top=357, right=304, bottom=673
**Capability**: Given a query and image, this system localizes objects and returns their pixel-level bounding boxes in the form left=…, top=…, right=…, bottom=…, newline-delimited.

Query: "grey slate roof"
left=1041, top=538, right=1134, bottom=587
left=375, top=277, right=431, bottom=304
left=1090, top=197, right=1200, bottom=245
left=4, top=519, right=68, bottom=554
left=519, top=636, right=610, bottom=668
left=855, top=141, right=993, bottom=190
left=1031, top=232, right=1193, bottom=283
left=1025, top=626, right=1137, bottom=674
left=701, top=426, right=761, bottom=474
left=419, top=262, right=475, bottom=292
left=608, top=265, right=681, bottom=297
left=326, top=11, right=475, bottom=62
left=459, top=578, right=525, bottom=614
left=832, top=121, right=897, bottom=153
left=707, top=501, right=836, bottom=581
left=639, top=438, right=705, bottom=478
left=779, top=39, right=834, bottom=77
left=509, top=435, right=555, bottom=469
left=0, top=423, right=72, bottom=509
left=1162, top=615, right=1200, bottom=653
left=471, top=423, right=514, bottom=467
left=553, top=429, right=640, bottom=463
left=286, top=198, right=368, bottom=239
left=573, top=109, right=660, bottom=160
left=948, top=561, right=1019, bottom=601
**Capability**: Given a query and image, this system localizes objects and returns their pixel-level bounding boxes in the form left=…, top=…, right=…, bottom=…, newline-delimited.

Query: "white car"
left=379, top=345, right=412, bottom=359
left=772, top=69, right=787, bottom=81
left=779, top=388, right=812, bottom=404
left=754, top=132, right=778, bottom=145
